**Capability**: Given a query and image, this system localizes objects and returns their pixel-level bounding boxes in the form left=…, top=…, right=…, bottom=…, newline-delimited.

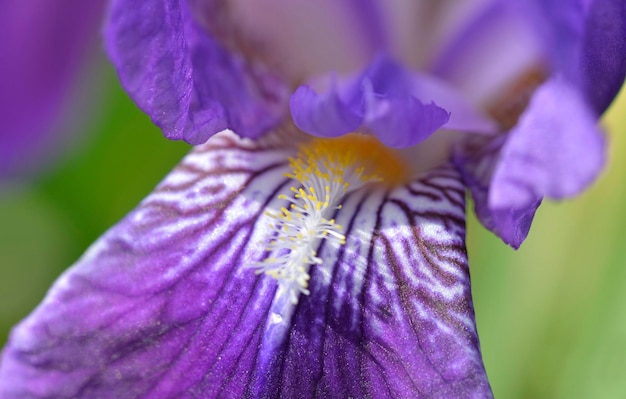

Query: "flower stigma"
left=254, top=134, right=410, bottom=304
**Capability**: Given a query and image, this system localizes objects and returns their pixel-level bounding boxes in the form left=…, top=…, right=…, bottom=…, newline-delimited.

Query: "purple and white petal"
left=0, top=130, right=298, bottom=398
left=0, top=128, right=490, bottom=397
left=265, top=163, right=491, bottom=398
left=105, top=0, right=288, bottom=145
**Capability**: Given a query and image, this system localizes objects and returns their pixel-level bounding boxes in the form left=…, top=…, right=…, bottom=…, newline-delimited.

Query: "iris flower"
left=1, top=1, right=624, bottom=398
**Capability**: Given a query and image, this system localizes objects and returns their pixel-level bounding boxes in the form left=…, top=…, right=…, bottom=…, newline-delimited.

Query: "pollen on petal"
left=252, top=134, right=410, bottom=303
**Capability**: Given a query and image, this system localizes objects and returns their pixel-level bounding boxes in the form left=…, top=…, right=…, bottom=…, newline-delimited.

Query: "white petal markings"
left=266, top=163, right=490, bottom=398
left=0, top=129, right=312, bottom=399
left=0, top=129, right=490, bottom=398
left=253, top=135, right=394, bottom=304
left=367, top=165, right=483, bottom=391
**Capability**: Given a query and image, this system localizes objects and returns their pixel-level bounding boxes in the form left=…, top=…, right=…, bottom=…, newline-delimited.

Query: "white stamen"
left=252, top=138, right=379, bottom=304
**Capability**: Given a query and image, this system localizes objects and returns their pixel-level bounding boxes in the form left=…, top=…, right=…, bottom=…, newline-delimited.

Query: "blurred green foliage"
left=0, top=56, right=624, bottom=398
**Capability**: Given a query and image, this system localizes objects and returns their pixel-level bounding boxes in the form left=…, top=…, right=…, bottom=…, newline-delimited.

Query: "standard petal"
left=490, top=78, right=606, bottom=210
left=190, top=0, right=379, bottom=82
left=262, top=163, right=491, bottom=398
left=105, top=0, right=288, bottom=145
left=431, top=1, right=545, bottom=106
left=0, top=0, right=105, bottom=178
left=511, top=0, right=626, bottom=114
left=580, top=0, right=626, bottom=114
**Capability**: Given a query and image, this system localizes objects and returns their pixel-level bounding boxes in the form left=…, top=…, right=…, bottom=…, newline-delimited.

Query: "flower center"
left=254, top=134, right=409, bottom=303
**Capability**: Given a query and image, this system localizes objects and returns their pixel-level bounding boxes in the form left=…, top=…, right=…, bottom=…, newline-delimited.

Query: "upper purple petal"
left=189, top=0, right=380, bottom=84
left=105, top=0, right=289, bottom=145
left=456, top=77, right=605, bottom=248
left=0, top=130, right=491, bottom=398
left=365, top=96, right=450, bottom=148
left=0, top=0, right=105, bottom=178
left=290, top=56, right=497, bottom=148
left=432, top=1, right=545, bottom=106
left=580, top=0, right=626, bottom=114
left=512, top=0, right=626, bottom=114
left=490, top=78, right=606, bottom=207
left=450, top=0, right=621, bottom=247
left=289, top=80, right=362, bottom=138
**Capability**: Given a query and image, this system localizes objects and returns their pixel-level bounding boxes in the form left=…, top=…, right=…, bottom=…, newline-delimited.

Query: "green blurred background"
left=1, top=54, right=624, bottom=398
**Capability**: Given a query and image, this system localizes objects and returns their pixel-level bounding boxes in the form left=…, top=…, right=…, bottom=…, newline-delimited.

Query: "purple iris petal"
left=450, top=1, right=620, bottom=247
left=0, top=131, right=295, bottom=398
left=456, top=77, right=605, bottom=247
left=456, top=77, right=605, bottom=248
left=263, top=164, right=491, bottom=398
left=454, top=135, right=541, bottom=248
left=105, top=0, right=288, bottom=145
left=292, top=56, right=493, bottom=148
left=491, top=78, right=605, bottom=206
left=365, top=95, right=450, bottom=148
left=580, top=0, right=626, bottom=114
left=0, top=131, right=491, bottom=398
left=516, top=0, right=626, bottom=114
left=0, top=0, right=105, bottom=178
left=409, top=73, right=498, bottom=134
left=432, top=1, right=545, bottom=105
left=289, top=80, right=362, bottom=138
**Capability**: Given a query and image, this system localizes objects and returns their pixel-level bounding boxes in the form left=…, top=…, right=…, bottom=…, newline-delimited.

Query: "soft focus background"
left=1, top=50, right=625, bottom=398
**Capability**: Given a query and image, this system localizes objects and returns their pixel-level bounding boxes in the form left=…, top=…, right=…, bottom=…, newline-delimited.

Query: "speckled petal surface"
left=0, top=130, right=298, bottom=398
left=0, top=130, right=490, bottom=398
left=263, top=163, right=491, bottom=398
